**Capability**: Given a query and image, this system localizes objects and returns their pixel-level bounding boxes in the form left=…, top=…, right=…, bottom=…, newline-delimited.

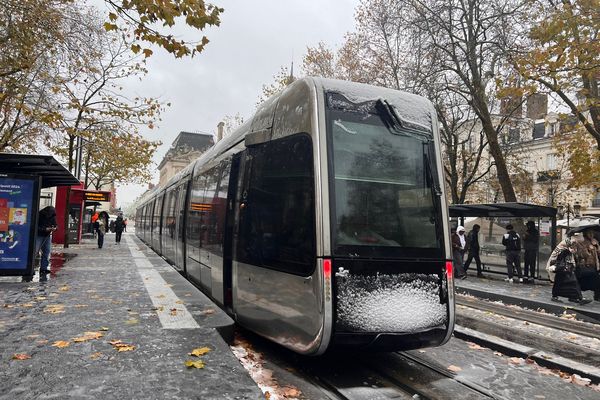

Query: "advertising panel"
left=0, top=174, right=40, bottom=276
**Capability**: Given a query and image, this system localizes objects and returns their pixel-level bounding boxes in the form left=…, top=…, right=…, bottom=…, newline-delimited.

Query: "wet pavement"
left=0, top=233, right=262, bottom=400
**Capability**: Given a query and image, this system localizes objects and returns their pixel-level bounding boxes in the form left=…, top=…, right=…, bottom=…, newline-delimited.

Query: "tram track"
left=456, top=294, right=600, bottom=339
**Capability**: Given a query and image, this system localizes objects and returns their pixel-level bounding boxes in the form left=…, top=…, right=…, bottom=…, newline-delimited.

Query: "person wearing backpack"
left=502, top=224, right=523, bottom=283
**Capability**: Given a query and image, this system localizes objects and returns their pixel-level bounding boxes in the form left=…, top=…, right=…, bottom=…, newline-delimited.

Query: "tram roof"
left=0, top=153, right=79, bottom=188
left=449, top=202, right=557, bottom=218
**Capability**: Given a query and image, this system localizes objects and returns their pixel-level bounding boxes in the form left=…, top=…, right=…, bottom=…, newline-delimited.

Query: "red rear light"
left=446, top=261, right=453, bottom=279
left=323, top=258, right=332, bottom=278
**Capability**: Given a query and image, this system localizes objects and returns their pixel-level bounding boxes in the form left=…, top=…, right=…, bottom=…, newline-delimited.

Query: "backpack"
left=503, top=231, right=521, bottom=251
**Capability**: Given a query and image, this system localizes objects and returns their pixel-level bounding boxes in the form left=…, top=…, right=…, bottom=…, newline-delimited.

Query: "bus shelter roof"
left=0, top=153, right=79, bottom=188
left=449, top=202, right=557, bottom=218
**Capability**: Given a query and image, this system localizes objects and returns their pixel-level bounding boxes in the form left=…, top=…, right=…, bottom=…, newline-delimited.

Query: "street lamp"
left=557, top=202, right=581, bottom=228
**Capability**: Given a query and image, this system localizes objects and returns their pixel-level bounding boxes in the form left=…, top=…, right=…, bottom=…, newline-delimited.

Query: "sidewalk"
left=0, top=233, right=262, bottom=400
left=456, top=271, right=600, bottom=324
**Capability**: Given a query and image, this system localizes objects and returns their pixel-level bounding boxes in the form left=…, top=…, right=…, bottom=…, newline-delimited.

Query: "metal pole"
left=75, top=136, right=83, bottom=181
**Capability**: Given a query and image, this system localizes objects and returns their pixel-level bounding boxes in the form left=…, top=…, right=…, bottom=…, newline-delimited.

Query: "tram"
left=136, top=77, right=455, bottom=355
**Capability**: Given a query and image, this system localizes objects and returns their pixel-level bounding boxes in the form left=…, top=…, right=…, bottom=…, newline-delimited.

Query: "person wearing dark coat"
left=464, top=224, right=483, bottom=277
left=36, top=206, right=57, bottom=273
left=523, top=221, right=540, bottom=282
left=114, top=213, right=125, bottom=244
left=547, top=235, right=591, bottom=304
left=502, top=224, right=523, bottom=283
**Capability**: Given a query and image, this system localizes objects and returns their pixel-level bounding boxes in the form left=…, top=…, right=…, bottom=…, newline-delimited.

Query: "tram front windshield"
left=327, top=102, right=443, bottom=259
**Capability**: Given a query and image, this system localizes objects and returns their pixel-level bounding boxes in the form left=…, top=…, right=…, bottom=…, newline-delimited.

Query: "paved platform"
left=0, top=233, right=262, bottom=400
left=456, top=271, right=600, bottom=324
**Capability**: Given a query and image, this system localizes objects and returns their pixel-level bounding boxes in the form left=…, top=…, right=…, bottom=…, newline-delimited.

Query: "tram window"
left=237, top=134, right=315, bottom=276
left=203, top=161, right=230, bottom=257
left=188, top=174, right=208, bottom=258
left=152, top=195, right=163, bottom=236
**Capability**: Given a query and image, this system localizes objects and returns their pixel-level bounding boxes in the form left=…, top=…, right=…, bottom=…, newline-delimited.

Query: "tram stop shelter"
left=449, top=202, right=557, bottom=280
left=0, top=154, right=79, bottom=276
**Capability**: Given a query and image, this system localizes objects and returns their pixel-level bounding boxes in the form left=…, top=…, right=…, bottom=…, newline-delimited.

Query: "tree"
left=221, top=113, right=244, bottom=136
left=0, top=0, right=79, bottom=151
left=512, top=0, right=600, bottom=148
left=256, top=65, right=295, bottom=106
left=51, top=25, right=163, bottom=173
left=103, top=0, right=223, bottom=58
left=404, top=0, right=528, bottom=203
left=83, top=130, right=160, bottom=190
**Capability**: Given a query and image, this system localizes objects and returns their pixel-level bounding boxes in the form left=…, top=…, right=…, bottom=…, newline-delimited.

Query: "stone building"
left=157, top=131, right=215, bottom=186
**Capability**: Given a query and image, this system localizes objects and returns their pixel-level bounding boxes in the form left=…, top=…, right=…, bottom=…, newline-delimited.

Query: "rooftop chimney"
left=217, top=122, right=225, bottom=142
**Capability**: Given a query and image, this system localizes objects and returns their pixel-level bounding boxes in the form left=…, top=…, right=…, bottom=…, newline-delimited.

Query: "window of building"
left=546, top=153, right=557, bottom=170
left=236, top=134, right=315, bottom=276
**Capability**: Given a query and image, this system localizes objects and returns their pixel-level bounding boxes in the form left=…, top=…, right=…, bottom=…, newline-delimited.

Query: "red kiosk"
left=54, top=183, right=111, bottom=245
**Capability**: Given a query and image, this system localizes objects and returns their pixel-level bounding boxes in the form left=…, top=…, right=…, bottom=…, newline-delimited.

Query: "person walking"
left=94, top=217, right=106, bottom=249
left=502, top=224, right=523, bottom=283
left=523, top=221, right=540, bottom=283
left=573, top=226, right=600, bottom=301
left=452, top=226, right=467, bottom=279
left=547, top=234, right=591, bottom=304
left=114, top=212, right=125, bottom=244
left=464, top=224, right=483, bottom=277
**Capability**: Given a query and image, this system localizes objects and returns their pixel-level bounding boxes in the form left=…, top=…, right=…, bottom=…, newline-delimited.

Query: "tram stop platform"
left=456, top=270, right=600, bottom=325
left=0, top=233, right=263, bottom=400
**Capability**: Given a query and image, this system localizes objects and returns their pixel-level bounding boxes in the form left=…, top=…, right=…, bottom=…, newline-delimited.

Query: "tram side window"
left=237, top=134, right=315, bottom=276
left=152, top=195, right=163, bottom=236
left=188, top=174, right=208, bottom=257
left=204, top=163, right=229, bottom=257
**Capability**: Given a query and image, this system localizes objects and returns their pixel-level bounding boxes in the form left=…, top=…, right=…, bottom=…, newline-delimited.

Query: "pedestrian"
left=114, top=212, right=125, bottom=244
left=123, top=218, right=128, bottom=232
left=502, top=224, right=523, bottom=283
left=547, top=234, right=591, bottom=304
left=452, top=226, right=467, bottom=279
left=464, top=224, right=483, bottom=277
left=94, top=217, right=106, bottom=249
left=573, top=226, right=600, bottom=301
left=523, top=221, right=539, bottom=283
left=36, top=206, right=57, bottom=274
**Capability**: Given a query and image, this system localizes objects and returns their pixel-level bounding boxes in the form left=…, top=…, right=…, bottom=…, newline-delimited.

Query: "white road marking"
left=125, top=235, right=199, bottom=329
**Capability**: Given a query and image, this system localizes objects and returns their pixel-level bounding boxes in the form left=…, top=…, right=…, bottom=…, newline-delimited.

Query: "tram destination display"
left=0, top=174, right=40, bottom=276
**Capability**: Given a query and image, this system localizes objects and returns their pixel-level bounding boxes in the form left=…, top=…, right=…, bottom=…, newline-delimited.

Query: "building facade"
left=157, top=131, right=214, bottom=187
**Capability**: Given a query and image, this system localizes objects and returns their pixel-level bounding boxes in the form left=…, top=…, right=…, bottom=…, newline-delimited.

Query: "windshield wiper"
left=375, top=99, right=432, bottom=141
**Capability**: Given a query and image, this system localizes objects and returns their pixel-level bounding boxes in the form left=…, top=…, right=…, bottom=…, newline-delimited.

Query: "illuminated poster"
left=0, top=175, right=40, bottom=275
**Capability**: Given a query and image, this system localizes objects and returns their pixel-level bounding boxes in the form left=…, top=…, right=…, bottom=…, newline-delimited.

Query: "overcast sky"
left=113, top=0, right=360, bottom=208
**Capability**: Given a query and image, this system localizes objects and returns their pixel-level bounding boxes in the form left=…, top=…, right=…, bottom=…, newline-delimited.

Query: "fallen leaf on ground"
left=156, top=294, right=165, bottom=299
left=52, top=340, right=71, bottom=348
left=282, top=386, right=301, bottom=397
left=12, top=354, right=31, bottom=360
left=36, top=339, right=49, bottom=345
left=90, top=352, right=103, bottom=360
left=170, top=308, right=178, bottom=316
left=58, top=285, right=69, bottom=292
left=100, top=327, right=109, bottom=331
left=109, top=340, right=135, bottom=352
left=190, top=347, right=211, bottom=357
left=201, top=309, right=215, bottom=315
left=43, top=304, right=65, bottom=314
left=176, top=300, right=184, bottom=304
left=509, top=357, right=524, bottom=365
left=125, top=318, right=139, bottom=324
left=74, top=304, right=88, bottom=308
left=26, top=334, right=40, bottom=339
left=571, top=374, right=592, bottom=386
left=185, top=360, right=205, bottom=369
left=447, top=365, right=462, bottom=372
left=21, top=303, right=34, bottom=308
left=265, top=391, right=271, bottom=400
left=34, top=296, right=47, bottom=301
left=72, top=331, right=104, bottom=342
left=3, top=304, right=14, bottom=308
left=184, top=293, right=192, bottom=297
left=467, top=342, right=484, bottom=350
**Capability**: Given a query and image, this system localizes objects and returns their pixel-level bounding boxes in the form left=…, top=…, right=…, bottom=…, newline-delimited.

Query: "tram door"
left=174, top=181, right=188, bottom=272
left=222, top=153, right=241, bottom=310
